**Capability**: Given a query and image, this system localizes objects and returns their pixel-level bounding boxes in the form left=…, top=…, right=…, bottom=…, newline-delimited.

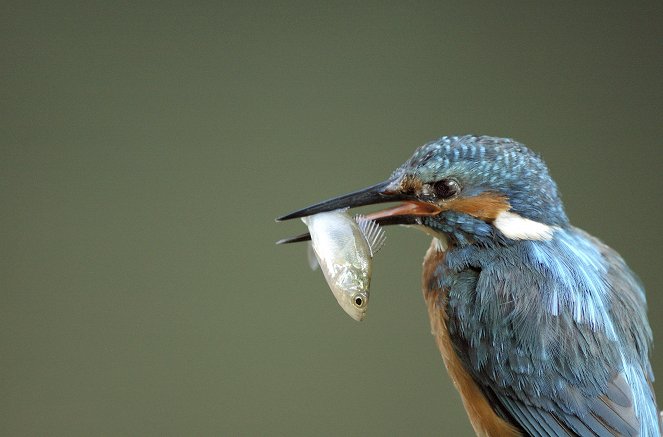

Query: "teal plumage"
left=435, top=226, right=656, bottom=436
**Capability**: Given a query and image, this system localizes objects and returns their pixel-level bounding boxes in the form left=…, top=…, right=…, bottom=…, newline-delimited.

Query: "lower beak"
left=276, top=179, right=441, bottom=244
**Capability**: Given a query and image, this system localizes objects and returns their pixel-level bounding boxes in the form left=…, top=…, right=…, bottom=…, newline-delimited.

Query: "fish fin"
left=307, top=241, right=319, bottom=271
left=355, top=215, right=386, bottom=257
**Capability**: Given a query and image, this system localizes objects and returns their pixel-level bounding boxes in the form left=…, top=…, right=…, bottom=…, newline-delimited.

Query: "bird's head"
left=278, top=135, right=568, bottom=247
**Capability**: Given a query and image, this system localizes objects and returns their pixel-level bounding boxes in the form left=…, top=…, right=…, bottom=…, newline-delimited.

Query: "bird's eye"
left=353, top=294, right=367, bottom=308
left=432, top=179, right=461, bottom=199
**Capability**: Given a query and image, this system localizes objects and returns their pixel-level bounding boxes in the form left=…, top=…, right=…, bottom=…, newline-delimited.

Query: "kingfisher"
left=277, top=135, right=660, bottom=436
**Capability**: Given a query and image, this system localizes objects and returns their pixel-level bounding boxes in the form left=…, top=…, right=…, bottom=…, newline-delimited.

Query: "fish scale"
left=302, top=210, right=385, bottom=321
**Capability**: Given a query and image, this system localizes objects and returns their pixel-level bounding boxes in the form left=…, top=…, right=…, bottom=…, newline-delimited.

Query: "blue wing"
left=441, top=227, right=660, bottom=436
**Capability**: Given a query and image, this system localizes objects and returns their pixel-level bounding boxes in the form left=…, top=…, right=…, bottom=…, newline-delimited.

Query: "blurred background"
left=2, top=1, right=662, bottom=435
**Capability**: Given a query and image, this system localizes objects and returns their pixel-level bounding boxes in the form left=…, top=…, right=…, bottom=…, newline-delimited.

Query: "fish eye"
left=432, top=178, right=460, bottom=199
left=353, top=294, right=367, bottom=308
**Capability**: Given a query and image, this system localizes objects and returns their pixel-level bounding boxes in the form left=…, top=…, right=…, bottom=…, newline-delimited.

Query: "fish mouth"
left=276, top=179, right=440, bottom=244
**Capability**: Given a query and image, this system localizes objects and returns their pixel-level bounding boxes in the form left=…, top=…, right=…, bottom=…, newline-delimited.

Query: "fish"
left=302, top=209, right=386, bottom=321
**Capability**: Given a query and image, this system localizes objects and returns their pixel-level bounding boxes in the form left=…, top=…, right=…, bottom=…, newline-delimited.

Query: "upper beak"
left=276, top=178, right=442, bottom=244
left=276, top=180, right=403, bottom=221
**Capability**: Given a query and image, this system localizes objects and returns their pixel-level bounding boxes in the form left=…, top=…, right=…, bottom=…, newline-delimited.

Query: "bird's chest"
left=423, top=242, right=483, bottom=358
left=423, top=236, right=613, bottom=391
left=421, top=239, right=520, bottom=436
left=424, top=240, right=542, bottom=333
left=423, top=239, right=552, bottom=376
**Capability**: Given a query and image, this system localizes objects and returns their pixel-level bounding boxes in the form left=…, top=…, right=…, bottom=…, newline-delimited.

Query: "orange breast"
left=422, top=239, right=520, bottom=437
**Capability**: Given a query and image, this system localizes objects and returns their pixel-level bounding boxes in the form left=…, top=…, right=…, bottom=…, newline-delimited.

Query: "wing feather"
left=439, top=228, right=658, bottom=436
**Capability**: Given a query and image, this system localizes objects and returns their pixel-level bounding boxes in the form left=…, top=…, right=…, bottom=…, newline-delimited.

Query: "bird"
left=276, top=135, right=660, bottom=436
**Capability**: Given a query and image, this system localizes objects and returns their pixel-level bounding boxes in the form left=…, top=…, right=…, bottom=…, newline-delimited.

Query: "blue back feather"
left=433, top=227, right=659, bottom=435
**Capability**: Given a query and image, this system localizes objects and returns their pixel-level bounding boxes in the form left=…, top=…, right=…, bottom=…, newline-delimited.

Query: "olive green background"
left=2, top=2, right=662, bottom=435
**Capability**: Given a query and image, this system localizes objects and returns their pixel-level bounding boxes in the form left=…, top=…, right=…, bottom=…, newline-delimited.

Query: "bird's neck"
left=425, top=211, right=571, bottom=250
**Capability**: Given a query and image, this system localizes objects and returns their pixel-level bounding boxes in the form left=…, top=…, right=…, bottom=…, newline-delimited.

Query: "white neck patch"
left=493, top=211, right=555, bottom=241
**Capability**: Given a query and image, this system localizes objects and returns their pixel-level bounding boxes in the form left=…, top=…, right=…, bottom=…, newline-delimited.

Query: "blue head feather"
left=394, top=135, right=568, bottom=226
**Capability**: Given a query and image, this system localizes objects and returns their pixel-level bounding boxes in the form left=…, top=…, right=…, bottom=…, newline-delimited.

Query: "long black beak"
left=276, top=180, right=404, bottom=222
left=275, top=178, right=438, bottom=245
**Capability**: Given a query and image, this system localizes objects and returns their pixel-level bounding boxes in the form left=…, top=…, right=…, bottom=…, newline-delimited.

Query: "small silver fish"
left=302, top=209, right=386, bottom=321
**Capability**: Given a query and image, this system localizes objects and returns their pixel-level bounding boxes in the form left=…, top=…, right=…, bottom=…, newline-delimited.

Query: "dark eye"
left=353, top=294, right=367, bottom=308
left=432, top=179, right=460, bottom=199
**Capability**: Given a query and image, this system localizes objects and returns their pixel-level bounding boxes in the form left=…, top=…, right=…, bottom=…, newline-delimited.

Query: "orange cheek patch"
left=441, top=193, right=510, bottom=221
